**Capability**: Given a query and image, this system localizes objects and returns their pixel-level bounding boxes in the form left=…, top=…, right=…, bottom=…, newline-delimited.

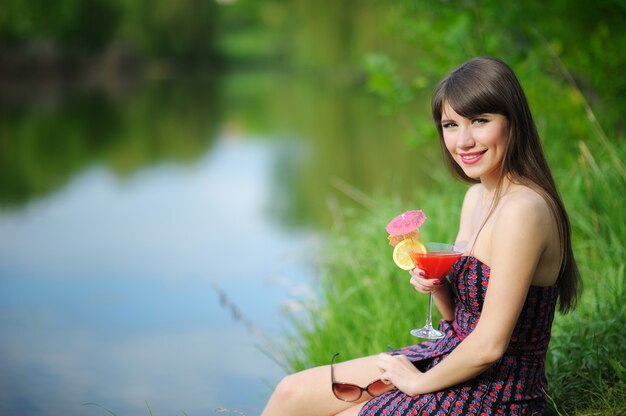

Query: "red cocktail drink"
left=409, top=243, right=463, bottom=339
left=410, top=251, right=462, bottom=280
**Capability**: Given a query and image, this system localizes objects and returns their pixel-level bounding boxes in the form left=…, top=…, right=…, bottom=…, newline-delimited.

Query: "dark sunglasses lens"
left=333, top=383, right=362, bottom=402
left=367, top=379, right=388, bottom=397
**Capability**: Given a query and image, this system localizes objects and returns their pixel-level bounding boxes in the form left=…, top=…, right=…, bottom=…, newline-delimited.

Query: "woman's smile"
left=459, top=150, right=488, bottom=165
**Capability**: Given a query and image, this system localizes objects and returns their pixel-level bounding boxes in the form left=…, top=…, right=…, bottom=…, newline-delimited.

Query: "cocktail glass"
left=409, top=242, right=463, bottom=339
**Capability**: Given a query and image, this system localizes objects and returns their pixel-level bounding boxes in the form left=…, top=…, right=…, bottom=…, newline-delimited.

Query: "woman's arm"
left=380, top=193, right=552, bottom=395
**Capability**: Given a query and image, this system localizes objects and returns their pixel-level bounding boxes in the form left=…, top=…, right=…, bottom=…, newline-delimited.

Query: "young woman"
left=261, top=56, right=581, bottom=416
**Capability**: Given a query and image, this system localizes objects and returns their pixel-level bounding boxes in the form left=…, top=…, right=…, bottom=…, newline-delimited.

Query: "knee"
left=265, top=373, right=304, bottom=412
left=273, top=373, right=302, bottom=403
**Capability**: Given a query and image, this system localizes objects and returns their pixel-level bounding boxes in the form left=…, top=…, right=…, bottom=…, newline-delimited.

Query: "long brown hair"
left=431, top=56, right=581, bottom=313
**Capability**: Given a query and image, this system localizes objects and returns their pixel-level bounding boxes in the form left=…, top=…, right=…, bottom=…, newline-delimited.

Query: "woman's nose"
left=457, top=126, right=475, bottom=148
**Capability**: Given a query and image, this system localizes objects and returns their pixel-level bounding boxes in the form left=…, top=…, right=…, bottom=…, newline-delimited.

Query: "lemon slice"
left=392, top=239, right=427, bottom=270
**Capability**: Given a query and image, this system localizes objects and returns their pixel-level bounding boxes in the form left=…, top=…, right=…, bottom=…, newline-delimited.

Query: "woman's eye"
left=472, top=118, right=488, bottom=125
left=442, top=122, right=456, bottom=129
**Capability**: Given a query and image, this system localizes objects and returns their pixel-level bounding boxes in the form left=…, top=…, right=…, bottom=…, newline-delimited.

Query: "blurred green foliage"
left=0, top=0, right=119, bottom=52
left=357, top=0, right=626, bottom=137
left=0, top=0, right=218, bottom=61
left=117, top=0, right=218, bottom=62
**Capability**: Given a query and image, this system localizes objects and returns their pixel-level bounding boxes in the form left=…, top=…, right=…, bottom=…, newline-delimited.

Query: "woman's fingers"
left=376, top=354, right=422, bottom=394
left=409, top=267, right=425, bottom=278
left=409, top=276, right=427, bottom=293
left=376, top=353, right=393, bottom=380
left=409, top=268, right=441, bottom=293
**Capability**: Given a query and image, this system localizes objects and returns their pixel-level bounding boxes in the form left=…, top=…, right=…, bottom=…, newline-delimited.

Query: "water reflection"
left=0, top=136, right=318, bottom=415
left=0, top=77, right=220, bottom=207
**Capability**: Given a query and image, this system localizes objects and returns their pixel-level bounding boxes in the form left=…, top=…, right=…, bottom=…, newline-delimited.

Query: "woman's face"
left=440, top=101, right=510, bottom=183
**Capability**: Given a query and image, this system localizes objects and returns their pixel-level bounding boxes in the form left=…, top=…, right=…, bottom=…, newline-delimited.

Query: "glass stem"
left=424, top=293, right=434, bottom=329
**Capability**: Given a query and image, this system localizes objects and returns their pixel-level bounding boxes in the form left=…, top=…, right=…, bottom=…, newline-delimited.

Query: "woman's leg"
left=261, top=354, right=391, bottom=416
left=335, top=401, right=367, bottom=416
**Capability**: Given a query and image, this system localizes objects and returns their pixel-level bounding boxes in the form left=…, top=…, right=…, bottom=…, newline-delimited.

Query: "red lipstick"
left=459, top=150, right=487, bottom=165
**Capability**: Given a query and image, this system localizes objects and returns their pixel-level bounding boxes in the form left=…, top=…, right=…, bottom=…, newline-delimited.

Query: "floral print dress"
left=359, top=256, right=558, bottom=416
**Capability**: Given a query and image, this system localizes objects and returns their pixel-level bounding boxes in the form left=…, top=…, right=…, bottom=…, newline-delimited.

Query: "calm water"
left=0, top=142, right=315, bottom=415
left=0, top=71, right=430, bottom=415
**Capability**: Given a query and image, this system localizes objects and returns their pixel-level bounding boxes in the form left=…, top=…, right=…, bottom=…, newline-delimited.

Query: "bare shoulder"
left=492, top=185, right=554, bottom=245
left=498, top=186, right=551, bottom=219
left=464, top=183, right=483, bottom=205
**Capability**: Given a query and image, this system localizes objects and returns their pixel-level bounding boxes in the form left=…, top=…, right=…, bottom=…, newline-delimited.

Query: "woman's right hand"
left=409, top=268, right=446, bottom=294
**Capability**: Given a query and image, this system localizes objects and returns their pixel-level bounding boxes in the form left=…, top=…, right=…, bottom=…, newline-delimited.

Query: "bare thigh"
left=335, top=401, right=367, bottom=416
left=261, top=353, right=392, bottom=416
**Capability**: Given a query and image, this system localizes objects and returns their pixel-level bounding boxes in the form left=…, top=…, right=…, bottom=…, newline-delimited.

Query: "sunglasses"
left=330, top=352, right=388, bottom=402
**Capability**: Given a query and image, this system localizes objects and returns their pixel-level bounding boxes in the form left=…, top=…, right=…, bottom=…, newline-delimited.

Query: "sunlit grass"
left=544, top=135, right=626, bottom=415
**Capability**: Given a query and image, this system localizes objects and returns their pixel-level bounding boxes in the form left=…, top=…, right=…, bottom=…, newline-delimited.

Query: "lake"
left=0, top=70, right=430, bottom=415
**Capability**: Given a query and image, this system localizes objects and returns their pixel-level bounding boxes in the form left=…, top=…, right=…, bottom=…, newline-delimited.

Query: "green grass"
left=544, top=135, right=626, bottom=415
left=279, top=136, right=626, bottom=414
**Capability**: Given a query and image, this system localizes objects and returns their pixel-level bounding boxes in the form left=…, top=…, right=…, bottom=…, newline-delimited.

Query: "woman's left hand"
left=376, top=353, right=423, bottom=396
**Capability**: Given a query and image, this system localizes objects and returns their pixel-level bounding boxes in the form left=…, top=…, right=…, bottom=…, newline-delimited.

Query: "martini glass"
left=409, top=242, right=463, bottom=339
